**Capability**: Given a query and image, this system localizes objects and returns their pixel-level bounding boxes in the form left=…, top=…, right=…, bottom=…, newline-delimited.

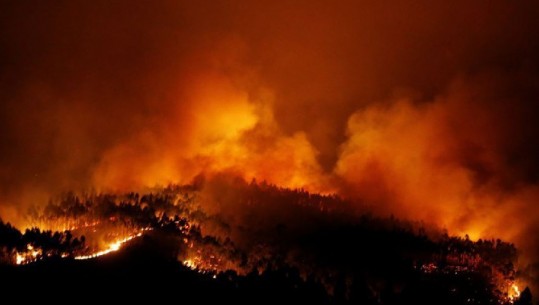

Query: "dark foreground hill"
left=1, top=227, right=532, bottom=305
left=0, top=178, right=534, bottom=304
left=1, top=234, right=329, bottom=303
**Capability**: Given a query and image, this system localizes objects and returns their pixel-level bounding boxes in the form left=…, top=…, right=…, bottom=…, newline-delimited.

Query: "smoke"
left=1, top=0, right=539, bottom=281
left=337, top=72, right=539, bottom=253
left=91, top=68, right=329, bottom=193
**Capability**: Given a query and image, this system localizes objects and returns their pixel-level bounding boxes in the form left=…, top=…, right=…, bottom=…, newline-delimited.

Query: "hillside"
left=0, top=177, right=532, bottom=304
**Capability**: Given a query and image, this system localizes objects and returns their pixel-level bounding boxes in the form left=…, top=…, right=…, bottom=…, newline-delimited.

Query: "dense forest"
left=0, top=177, right=533, bottom=304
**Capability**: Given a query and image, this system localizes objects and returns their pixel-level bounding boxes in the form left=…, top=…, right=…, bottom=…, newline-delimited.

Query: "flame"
left=74, top=231, right=144, bottom=260
left=182, top=256, right=207, bottom=272
left=14, top=222, right=153, bottom=264
left=183, top=258, right=196, bottom=269
left=15, top=254, right=22, bottom=265
left=182, top=254, right=220, bottom=275
left=508, top=283, right=521, bottom=303
left=15, top=244, right=42, bottom=265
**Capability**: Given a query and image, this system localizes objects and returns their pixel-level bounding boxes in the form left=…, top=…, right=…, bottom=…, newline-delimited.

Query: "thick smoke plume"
left=1, top=0, right=539, bottom=285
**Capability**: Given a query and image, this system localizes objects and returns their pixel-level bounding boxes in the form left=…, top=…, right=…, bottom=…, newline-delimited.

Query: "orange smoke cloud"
left=93, top=69, right=330, bottom=193
left=336, top=73, right=539, bottom=261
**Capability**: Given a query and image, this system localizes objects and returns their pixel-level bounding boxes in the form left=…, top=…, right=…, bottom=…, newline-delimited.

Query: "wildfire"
left=182, top=255, right=219, bottom=276
left=183, top=258, right=197, bottom=269
left=15, top=244, right=42, bottom=265
left=182, top=256, right=208, bottom=272
left=508, top=283, right=521, bottom=303
left=74, top=231, right=145, bottom=260
left=5, top=183, right=527, bottom=304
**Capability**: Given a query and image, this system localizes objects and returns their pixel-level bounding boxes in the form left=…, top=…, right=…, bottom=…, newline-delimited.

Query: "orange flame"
left=508, top=283, right=521, bottom=303
left=74, top=229, right=150, bottom=260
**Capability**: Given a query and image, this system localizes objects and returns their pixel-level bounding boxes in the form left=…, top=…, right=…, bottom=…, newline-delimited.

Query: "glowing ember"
left=74, top=232, right=143, bottom=260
